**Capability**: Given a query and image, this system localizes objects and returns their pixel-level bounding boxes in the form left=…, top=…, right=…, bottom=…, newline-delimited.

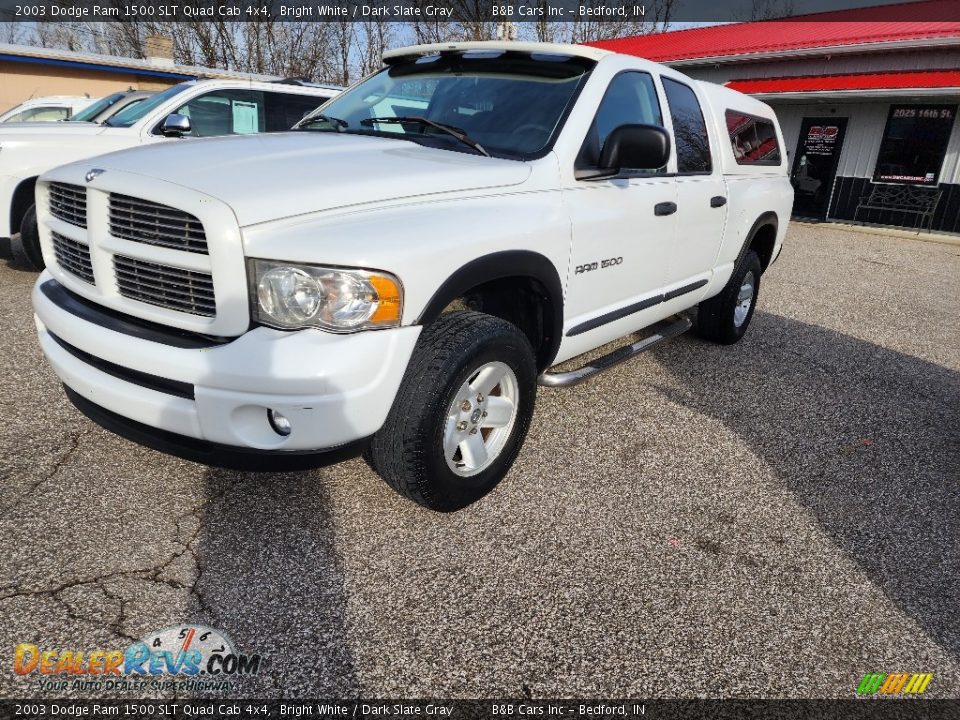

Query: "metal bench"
left=854, top=183, right=942, bottom=233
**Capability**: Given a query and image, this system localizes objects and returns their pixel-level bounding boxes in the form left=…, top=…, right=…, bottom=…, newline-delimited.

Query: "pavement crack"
left=97, top=581, right=140, bottom=643
left=2, top=428, right=88, bottom=513
left=0, top=569, right=142, bottom=604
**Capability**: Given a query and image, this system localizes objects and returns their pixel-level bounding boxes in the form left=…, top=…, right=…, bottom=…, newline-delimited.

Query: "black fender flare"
left=735, top=211, right=779, bottom=271
left=10, top=176, right=39, bottom=235
left=416, top=250, right=565, bottom=371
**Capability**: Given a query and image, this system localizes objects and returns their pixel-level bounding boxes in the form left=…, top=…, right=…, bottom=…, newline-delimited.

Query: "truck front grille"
left=114, top=255, right=215, bottom=317
left=109, top=193, right=207, bottom=254
left=49, top=183, right=87, bottom=228
left=52, top=232, right=94, bottom=284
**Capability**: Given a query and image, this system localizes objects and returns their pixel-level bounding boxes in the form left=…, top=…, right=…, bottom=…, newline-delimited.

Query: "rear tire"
left=365, top=311, right=537, bottom=512
left=695, top=249, right=761, bottom=344
left=11, top=204, right=45, bottom=271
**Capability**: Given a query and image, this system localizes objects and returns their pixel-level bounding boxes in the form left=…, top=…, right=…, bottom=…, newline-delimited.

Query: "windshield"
left=299, top=51, right=593, bottom=159
left=1, top=105, right=71, bottom=123
left=69, top=92, right=126, bottom=122
left=105, top=83, right=192, bottom=128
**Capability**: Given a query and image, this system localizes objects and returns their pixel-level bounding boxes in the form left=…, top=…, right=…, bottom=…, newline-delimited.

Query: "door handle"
left=711, top=195, right=727, bottom=208
left=654, top=202, right=677, bottom=216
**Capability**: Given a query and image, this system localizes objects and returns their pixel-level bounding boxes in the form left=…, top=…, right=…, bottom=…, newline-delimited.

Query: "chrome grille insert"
left=109, top=193, right=207, bottom=254
left=113, top=255, right=215, bottom=317
left=49, top=183, right=87, bottom=228
left=52, top=232, right=95, bottom=284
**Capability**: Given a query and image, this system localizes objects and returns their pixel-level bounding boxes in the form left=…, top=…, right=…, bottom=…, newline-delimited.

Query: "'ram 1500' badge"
left=85, top=168, right=105, bottom=183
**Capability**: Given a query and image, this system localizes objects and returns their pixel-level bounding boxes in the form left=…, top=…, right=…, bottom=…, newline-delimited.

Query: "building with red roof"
left=589, top=0, right=960, bottom=233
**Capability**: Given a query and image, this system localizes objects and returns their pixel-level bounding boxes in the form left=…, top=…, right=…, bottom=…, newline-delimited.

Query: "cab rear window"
left=726, top=110, right=781, bottom=166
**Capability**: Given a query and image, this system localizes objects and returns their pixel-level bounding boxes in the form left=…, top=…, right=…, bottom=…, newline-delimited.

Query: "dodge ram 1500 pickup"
left=32, top=41, right=793, bottom=511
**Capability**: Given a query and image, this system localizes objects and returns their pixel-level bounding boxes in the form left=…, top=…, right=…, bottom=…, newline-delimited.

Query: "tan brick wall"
left=0, top=62, right=180, bottom=114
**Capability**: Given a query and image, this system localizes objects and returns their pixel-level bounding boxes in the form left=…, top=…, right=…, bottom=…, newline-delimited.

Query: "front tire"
left=365, top=311, right=537, bottom=512
left=695, top=249, right=761, bottom=344
left=11, top=204, right=45, bottom=271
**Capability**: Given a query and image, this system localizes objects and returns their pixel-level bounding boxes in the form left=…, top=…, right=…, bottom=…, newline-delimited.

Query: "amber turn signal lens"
left=369, top=274, right=402, bottom=325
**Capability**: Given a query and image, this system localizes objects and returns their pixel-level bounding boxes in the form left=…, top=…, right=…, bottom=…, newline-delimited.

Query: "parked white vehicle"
left=32, top=42, right=792, bottom=511
left=0, top=95, right=96, bottom=124
left=1, top=78, right=340, bottom=269
left=61, top=90, right=155, bottom=124
left=0, top=92, right=154, bottom=133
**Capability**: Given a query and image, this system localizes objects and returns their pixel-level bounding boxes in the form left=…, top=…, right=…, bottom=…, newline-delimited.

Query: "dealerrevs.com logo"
left=14, top=624, right=263, bottom=693
left=856, top=673, right=933, bottom=696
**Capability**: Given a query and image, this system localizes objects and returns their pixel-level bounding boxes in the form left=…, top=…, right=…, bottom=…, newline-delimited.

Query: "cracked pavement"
left=1, top=223, right=959, bottom=699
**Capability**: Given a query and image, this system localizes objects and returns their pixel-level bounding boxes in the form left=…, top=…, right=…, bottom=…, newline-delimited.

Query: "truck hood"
left=79, top=131, right=532, bottom=226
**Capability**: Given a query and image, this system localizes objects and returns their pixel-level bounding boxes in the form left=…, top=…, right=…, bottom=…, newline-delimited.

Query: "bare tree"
left=354, top=20, right=396, bottom=79
left=734, top=0, right=796, bottom=21
left=0, top=22, right=26, bottom=45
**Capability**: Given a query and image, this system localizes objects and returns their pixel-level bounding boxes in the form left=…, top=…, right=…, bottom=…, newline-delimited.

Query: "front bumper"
left=33, top=274, right=420, bottom=455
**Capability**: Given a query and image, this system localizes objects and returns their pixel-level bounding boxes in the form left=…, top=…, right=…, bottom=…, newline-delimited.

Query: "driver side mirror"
left=598, top=124, right=671, bottom=175
left=161, top=113, right=192, bottom=137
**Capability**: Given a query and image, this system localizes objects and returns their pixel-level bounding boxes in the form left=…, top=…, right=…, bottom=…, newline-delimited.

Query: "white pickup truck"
left=2, top=78, right=339, bottom=269
left=32, top=42, right=792, bottom=511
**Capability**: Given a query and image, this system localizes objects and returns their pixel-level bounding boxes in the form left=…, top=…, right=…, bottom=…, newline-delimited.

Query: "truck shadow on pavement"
left=657, top=311, right=960, bottom=658
left=189, top=467, right=360, bottom=697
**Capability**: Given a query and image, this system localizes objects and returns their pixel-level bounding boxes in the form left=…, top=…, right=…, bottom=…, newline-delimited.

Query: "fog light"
left=268, top=409, right=292, bottom=437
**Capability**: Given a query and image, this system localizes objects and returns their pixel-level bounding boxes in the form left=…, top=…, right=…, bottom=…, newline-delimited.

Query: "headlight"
left=250, top=259, right=402, bottom=332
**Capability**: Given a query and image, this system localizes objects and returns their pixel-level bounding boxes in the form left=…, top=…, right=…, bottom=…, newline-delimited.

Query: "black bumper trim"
left=40, top=279, right=231, bottom=350
left=50, top=332, right=195, bottom=400
left=63, top=385, right=370, bottom=473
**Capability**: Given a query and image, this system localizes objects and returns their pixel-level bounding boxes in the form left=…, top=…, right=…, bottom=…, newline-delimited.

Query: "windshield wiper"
left=360, top=116, right=490, bottom=157
left=299, top=114, right=348, bottom=132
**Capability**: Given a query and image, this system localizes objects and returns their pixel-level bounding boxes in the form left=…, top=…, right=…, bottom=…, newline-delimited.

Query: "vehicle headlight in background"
left=250, top=259, right=402, bottom=332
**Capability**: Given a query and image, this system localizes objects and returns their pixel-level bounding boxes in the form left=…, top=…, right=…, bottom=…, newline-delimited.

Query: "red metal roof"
left=727, top=69, right=960, bottom=93
left=587, top=1, right=960, bottom=62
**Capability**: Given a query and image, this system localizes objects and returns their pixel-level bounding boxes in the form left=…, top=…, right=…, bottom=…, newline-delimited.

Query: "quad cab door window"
left=661, top=77, right=725, bottom=289
left=561, top=71, right=677, bottom=353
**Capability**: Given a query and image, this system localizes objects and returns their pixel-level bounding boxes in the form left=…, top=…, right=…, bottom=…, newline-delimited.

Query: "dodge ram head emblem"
left=85, top=168, right=105, bottom=183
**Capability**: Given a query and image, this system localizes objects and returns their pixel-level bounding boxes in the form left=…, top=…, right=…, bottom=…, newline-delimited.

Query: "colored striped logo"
left=857, top=673, right=933, bottom=695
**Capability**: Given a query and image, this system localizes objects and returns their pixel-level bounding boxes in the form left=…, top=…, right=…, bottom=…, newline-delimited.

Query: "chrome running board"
left=538, top=315, right=692, bottom=388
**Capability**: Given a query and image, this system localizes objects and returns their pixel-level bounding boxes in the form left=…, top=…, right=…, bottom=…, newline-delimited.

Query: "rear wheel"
left=695, top=249, right=761, bottom=344
left=365, top=311, right=537, bottom=512
left=10, top=204, right=45, bottom=271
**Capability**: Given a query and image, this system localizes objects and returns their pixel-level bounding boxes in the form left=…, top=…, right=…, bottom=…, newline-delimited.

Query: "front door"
left=791, top=117, right=847, bottom=219
left=559, top=70, right=676, bottom=361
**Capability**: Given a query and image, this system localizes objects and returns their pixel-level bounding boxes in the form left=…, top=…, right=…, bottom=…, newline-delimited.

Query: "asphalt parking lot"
left=1, top=223, right=958, bottom=699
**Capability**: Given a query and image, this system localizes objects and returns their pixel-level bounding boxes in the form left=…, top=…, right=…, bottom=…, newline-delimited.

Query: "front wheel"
left=695, top=249, right=762, bottom=344
left=11, top=204, right=45, bottom=271
left=365, top=311, right=537, bottom=512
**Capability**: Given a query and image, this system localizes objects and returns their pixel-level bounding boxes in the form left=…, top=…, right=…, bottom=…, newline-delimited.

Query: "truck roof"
left=694, top=78, right=780, bottom=121
left=383, top=41, right=612, bottom=63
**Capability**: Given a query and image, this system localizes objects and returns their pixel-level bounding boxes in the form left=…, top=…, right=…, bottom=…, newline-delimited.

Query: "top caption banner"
left=1, top=0, right=958, bottom=23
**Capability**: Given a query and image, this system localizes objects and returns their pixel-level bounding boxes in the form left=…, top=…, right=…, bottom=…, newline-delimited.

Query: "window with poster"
left=873, top=105, right=956, bottom=185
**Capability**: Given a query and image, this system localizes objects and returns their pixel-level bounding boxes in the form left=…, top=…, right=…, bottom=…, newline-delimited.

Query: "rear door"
left=662, top=78, right=727, bottom=291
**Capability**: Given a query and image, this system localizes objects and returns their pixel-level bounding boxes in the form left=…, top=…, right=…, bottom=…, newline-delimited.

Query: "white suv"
left=1, top=78, right=340, bottom=269
left=32, top=42, right=793, bottom=511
